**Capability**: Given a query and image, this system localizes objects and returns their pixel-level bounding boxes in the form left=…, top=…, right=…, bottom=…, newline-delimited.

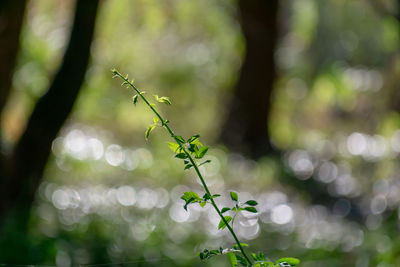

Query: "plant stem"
left=114, top=70, right=253, bottom=266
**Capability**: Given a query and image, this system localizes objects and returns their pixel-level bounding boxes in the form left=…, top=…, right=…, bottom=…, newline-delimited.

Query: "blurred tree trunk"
left=0, top=0, right=100, bottom=226
left=220, top=0, right=278, bottom=159
left=0, top=0, right=27, bottom=122
left=387, top=0, right=400, bottom=112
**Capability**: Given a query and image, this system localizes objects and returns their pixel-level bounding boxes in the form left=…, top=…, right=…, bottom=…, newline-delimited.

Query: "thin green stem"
left=113, top=70, right=253, bottom=266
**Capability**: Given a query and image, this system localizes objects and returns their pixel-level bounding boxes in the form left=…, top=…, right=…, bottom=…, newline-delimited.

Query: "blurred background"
left=0, top=0, right=400, bottom=266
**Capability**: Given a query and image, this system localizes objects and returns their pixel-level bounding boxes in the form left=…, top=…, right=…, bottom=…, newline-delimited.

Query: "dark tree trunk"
left=220, top=0, right=279, bottom=159
left=0, top=0, right=100, bottom=224
left=387, top=0, right=400, bottom=112
left=0, top=0, right=27, bottom=118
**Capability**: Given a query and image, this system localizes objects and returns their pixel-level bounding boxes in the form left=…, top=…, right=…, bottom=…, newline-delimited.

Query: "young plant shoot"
left=112, top=69, right=300, bottom=267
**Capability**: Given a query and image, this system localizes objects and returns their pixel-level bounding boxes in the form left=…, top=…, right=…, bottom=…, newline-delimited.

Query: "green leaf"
left=132, top=95, right=138, bottom=105
left=221, top=207, right=230, bottom=213
left=199, top=159, right=211, bottom=166
left=167, top=142, right=181, bottom=153
left=276, top=258, right=300, bottom=266
left=188, top=143, right=199, bottom=153
left=154, top=94, right=172, bottom=105
left=111, top=68, right=119, bottom=75
left=230, top=192, right=238, bottom=202
left=259, top=252, right=265, bottom=261
left=188, top=134, right=200, bottom=143
left=212, top=194, right=221, bottom=198
left=227, top=252, right=237, bottom=267
left=232, top=243, right=248, bottom=250
left=181, top=191, right=200, bottom=210
left=175, top=153, right=188, bottom=159
left=181, top=191, right=199, bottom=202
left=218, top=216, right=232, bottom=230
left=244, top=207, right=258, bottom=213
left=251, top=253, right=258, bottom=261
left=245, top=200, right=258, bottom=206
left=235, top=255, right=247, bottom=266
left=195, top=146, right=209, bottom=159
left=203, top=193, right=211, bottom=200
left=175, top=136, right=185, bottom=143
left=145, top=125, right=156, bottom=140
left=200, top=202, right=207, bottom=208
left=153, top=117, right=159, bottom=123
left=191, top=138, right=203, bottom=147
left=184, top=164, right=193, bottom=170
left=199, top=249, right=220, bottom=261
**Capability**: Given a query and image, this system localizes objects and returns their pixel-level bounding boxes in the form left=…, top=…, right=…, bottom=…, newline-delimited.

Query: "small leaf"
left=191, top=138, right=203, bottom=147
left=244, top=207, right=257, bottom=213
left=230, top=192, right=238, bottom=202
left=188, top=134, right=200, bottom=143
left=221, top=207, right=230, bottom=213
left=132, top=95, right=138, bottom=105
left=189, top=143, right=199, bottom=153
left=111, top=68, right=119, bottom=75
left=195, top=146, right=209, bottom=159
left=218, top=216, right=232, bottom=230
left=259, top=252, right=265, bottom=261
left=167, top=142, right=181, bottom=153
left=200, top=202, right=206, bottom=207
left=235, top=255, right=247, bottom=267
left=212, top=194, right=221, bottom=198
left=202, top=193, right=211, bottom=200
left=245, top=200, right=258, bottom=206
left=232, top=243, right=248, bottom=250
left=153, top=117, right=159, bottom=123
left=175, top=136, right=185, bottom=143
left=154, top=94, right=172, bottom=105
left=181, top=191, right=200, bottom=210
left=251, top=253, right=258, bottom=261
left=199, top=252, right=205, bottom=260
left=175, top=153, right=188, bottom=159
left=184, top=164, right=193, bottom=170
left=276, top=258, right=300, bottom=266
left=181, top=191, right=199, bottom=201
left=199, top=159, right=211, bottom=166
left=159, top=96, right=171, bottom=105
left=145, top=125, right=156, bottom=140
left=227, top=252, right=237, bottom=267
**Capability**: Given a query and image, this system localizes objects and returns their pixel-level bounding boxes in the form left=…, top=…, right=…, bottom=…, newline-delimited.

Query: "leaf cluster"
left=167, top=134, right=210, bottom=170
left=180, top=191, right=220, bottom=211
left=218, top=192, right=258, bottom=230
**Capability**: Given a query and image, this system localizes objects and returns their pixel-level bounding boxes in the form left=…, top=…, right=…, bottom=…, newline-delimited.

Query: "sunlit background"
left=1, top=0, right=400, bottom=266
